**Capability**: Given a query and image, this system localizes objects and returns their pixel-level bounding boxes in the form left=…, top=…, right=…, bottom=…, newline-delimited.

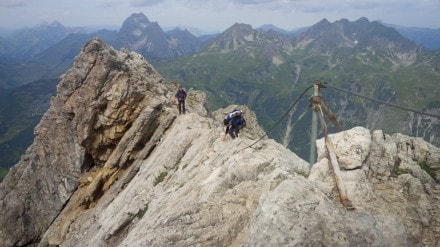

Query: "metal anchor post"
left=309, top=81, right=353, bottom=209
left=309, top=83, right=320, bottom=166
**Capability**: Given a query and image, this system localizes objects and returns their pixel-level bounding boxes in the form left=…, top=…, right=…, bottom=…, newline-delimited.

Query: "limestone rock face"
left=0, top=38, right=174, bottom=246
left=316, top=126, right=371, bottom=170
left=310, top=128, right=440, bottom=246
left=0, top=38, right=439, bottom=247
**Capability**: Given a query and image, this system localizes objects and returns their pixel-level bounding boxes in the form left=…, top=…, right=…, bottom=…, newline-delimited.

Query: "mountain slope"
left=0, top=28, right=117, bottom=89
left=0, top=78, right=58, bottom=170
left=0, top=21, right=78, bottom=59
left=166, top=28, right=200, bottom=55
left=0, top=38, right=439, bottom=246
left=158, top=18, right=440, bottom=159
left=385, top=23, right=440, bottom=51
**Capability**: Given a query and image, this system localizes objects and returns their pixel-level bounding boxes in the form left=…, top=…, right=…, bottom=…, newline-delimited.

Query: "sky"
left=0, top=0, right=439, bottom=34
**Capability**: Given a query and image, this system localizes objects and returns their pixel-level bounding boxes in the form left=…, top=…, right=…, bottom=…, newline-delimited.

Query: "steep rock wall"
left=0, top=38, right=174, bottom=246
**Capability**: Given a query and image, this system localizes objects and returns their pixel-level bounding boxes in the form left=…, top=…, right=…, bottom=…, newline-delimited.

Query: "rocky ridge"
left=0, top=38, right=439, bottom=246
left=294, top=17, right=423, bottom=67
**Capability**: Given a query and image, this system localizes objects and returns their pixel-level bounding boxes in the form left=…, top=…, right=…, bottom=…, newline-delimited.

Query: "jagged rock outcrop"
left=310, top=127, right=440, bottom=246
left=0, top=37, right=175, bottom=246
left=0, top=38, right=439, bottom=247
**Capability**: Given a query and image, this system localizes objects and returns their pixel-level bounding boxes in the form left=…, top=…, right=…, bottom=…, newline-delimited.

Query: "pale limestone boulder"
left=392, top=133, right=440, bottom=181
left=310, top=126, right=440, bottom=246
left=246, top=178, right=388, bottom=247
left=316, top=126, right=371, bottom=170
left=366, top=130, right=398, bottom=182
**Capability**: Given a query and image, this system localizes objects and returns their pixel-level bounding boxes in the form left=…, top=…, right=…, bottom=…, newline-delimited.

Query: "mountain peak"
left=355, top=17, right=370, bottom=24
left=120, top=12, right=154, bottom=31
left=127, top=12, right=150, bottom=24
left=115, top=12, right=198, bottom=58
left=35, top=20, right=64, bottom=29
left=168, top=27, right=192, bottom=35
left=229, top=22, right=253, bottom=31
left=316, top=18, right=331, bottom=25
left=258, top=24, right=289, bottom=34
left=204, top=23, right=256, bottom=51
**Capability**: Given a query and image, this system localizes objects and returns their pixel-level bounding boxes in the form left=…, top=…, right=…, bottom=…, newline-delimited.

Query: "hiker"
left=223, top=109, right=246, bottom=140
left=175, top=86, right=187, bottom=114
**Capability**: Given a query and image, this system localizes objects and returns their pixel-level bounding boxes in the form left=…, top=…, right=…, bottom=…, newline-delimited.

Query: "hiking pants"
left=178, top=100, right=185, bottom=114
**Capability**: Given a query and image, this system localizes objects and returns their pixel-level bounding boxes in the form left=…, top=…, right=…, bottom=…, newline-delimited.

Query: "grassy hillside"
left=0, top=167, right=7, bottom=182
left=0, top=78, right=58, bottom=169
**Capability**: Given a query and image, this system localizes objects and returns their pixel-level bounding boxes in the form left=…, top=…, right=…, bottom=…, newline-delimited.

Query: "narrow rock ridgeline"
left=0, top=38, right=439, bottom=247
left=0, top=38, right=177, bottom=246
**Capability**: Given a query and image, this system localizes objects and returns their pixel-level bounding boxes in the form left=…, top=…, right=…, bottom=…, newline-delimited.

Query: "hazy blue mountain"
left=0, top=21, right=99, bottom=90
left=0, top=36, right=12, bottom=57
left=1, top=21, right=78, bottom=59
left=258, top=24, right=290, bottom=34
left=0, top=27, right=16, bottom=37
left=166, top=28, right=200, bottom=54
left=196, top=33, right=219, bottom=47
left=0, top=30, right=117, bottom=89
left=0, top=24, right=112, bottom=62
left=33, top=29, right=117, bottom=73
left=391, top=25, right=440, bottom=51
left=258, top=24, right=309, bottom=38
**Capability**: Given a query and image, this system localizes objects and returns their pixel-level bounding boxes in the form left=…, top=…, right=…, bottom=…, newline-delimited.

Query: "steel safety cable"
left=237, top=84, right=314, bottom=152
left=326, top=84, right=440, bottom=119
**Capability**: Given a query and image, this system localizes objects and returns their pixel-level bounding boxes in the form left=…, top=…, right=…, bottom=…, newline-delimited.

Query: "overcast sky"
left=1, top=0, right=439, bottom=34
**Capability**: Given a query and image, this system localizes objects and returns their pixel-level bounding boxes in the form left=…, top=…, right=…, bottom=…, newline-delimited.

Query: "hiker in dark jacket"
left=175, top=86, right=187, bottom=114
left=223, top=109, right=246, bottom=140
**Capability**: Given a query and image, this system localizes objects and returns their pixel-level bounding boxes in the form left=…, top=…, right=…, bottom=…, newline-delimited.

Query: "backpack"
left=226, top=109, right=242, bottom=122
left=176, top=89, right=186, bottom=101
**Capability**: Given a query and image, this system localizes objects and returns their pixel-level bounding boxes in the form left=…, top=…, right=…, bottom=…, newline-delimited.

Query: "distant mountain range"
left=0, top=12, right=439, bottom=177
left=158, top=17, right=440, bottom=159
left=0, top=21, right=87, bottom=59
left=0, top=13, right=214, bottom=89
left=1, top=13, right=439, bottom=63
left=382, top=22, right=440, bottom=51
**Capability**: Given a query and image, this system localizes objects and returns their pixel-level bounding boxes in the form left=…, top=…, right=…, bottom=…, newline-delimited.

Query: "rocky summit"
left=0, top=38, right=439, bottom=247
